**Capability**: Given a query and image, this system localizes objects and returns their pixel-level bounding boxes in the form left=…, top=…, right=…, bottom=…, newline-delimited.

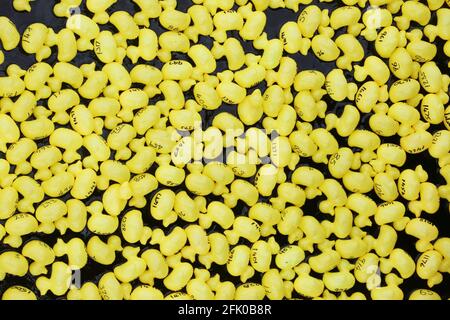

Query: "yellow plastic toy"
left=429, top=130, right=450, bottom=167
left=248, top=202, right=281, bottom=236
left=294, top=70, right=326, bottom=97
left=354, top=253, right=380, bottom=289
left=199, top=201, right=235, bottom=230
left=293, top=263, right=324, bottom=298
left=164, top=259, right=194, bottom=292
left=13, top=0, right=33, bottom=12
left=330, top=6, right=363, bottom=36
left=297, top=5, right=327, bottom=39
left=2, top=286, right=37, bottom=300
left=159, top=1, right=191, bottom=32
left=149, top=189, right=177, bottom=227
left=184, top=5, right=214, bottom=43
left=394, top=1, right=431, bottom=30
left=53, top=0, right=82, bottom=17
left=222, top=179, right=259, bottom=208
left=67, top=282, right=101, bottom=300
left=389, top=48, right=419, bottom=80
left=113, top=247, right=146, bottom=283
left=325, top=69, right=357, bottom=102
left=0, top=16, right=20, bottom=64
left=139, top=249, right=169, bottom=285
left=370, top=274, right=404, bottom=300
left=291, top=166, right=323, bottom=199
left=309, top=128, right=339, bottom=164
left=328, top=147, right=355, bottom=179
left=405, top=218, right=439, bottom=252
left=126, top=28, right=158, bottom=64
left=180, top=225, right=209, bottom=263
left=0, top=114, right=20, bottom=152
left=87, top=235, right=122, bottom=265
left=311, top=34, right=340, bottom=62
left=48, top=89, right=80, bottom=125
left=409, top=289, right=441, bottom=300
left=225, top=216, right=261, bottom=245
left=130, top=285, right=164, bottom=300
left=54, top=238, right=88, bottom=269
left=21, top=23, right=53, bottom=61
left=227, top=245, right=255, bottom=282
left=366, top=225, right=398, bottom=257
left=78, top=68, right=108, bottom=100
left=354, top=56, right=390, bottom=85
left=335, top=33, right=364, bottom=71
left=3, top=213, right=38, bottom=248
left=132, top=0, right=161, bottom=27
left=416, top=250, right=444, bottom=288
left=0, top=73, right=25, bottom=99
left=235, top=283, right=266, bottom=300
left=86, top=0, right=116, bottom=24
left=380, top=248, right=415, bottom=279
left=0, top=251, right=28, bottom=281
left=98, top=272, right=126, bottom=300
left=35, top=199, right=67, bottom=234
left=158, top=31, right=190, bottom=63
left=93, top=31, right=120, bottom=64
left=421, top=94, right=446, bottom=125
left=5, top=138, right=36, bottom=175
left=375, top=201, right=406, bottom=230
left=198, top=233, right=230, bottom=268
left=262, top=269, right=286, bottom=300
left=346, top=193, right=377, bottom=228
left=438, top=165, right=450, bottom=201
left=0, top=188, right=18, bottom=220
left=238, top=4, right=267, bottom=41
left=322, top=207, right=353, bottom=239
left=36, top=261, right=73, bottom=296
left=369, top=103, right=400, bottom=137
left=211, top=9, right=244, bottom=43
left=275, top=245, right=305, bottom=278
left=298, top=215, right=327, bottom=252
left=355, top=81, right=389, bottom=114
left=66, top=14, right=100, bottom=51
left=41, top=171, right=75, bottom=198
left=0, top=160, right=16, bottom=188
left=279, top=21, right=310, bottom=55
left=151, top=226, right=187, bottom=257
left=325, top=104, right=360, bottom=137
left=349, top=130, right=381, bottom=162
left=424, top=8, right=450, bottom=42
left=13, top=176, right=44, bottom=213
left=193, top=0, right=234, bottom=15
left=419, top=61, right=450, bottom=94
left=335, top=236, right=369, bottom=259
left=253, top=34, right=284, bottom=70
left=361, top=7, right=392, bottom=41
left=375, top=25, right=406, bottom=59
left=390, top=79, right=421, bottom=104
left=400, top=126, right=433, bottom=155
left=54, top=199, right=87, bottom=235
left=207, top=273, right=236, bottom=299
left=309, top=246, right=341, bottom=274
left=1, top=90, right=35, bottom=123
left=250, top=239, right=279, bottom=273
left=323, top=266, right=356, bottom=293
left=48, top=28, right=78, bottom=63
left=119, top=210, right=151, bottom=245
left=87, top=201, right=119, bottom=235
left=263, top=105, right=297, bottom=137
